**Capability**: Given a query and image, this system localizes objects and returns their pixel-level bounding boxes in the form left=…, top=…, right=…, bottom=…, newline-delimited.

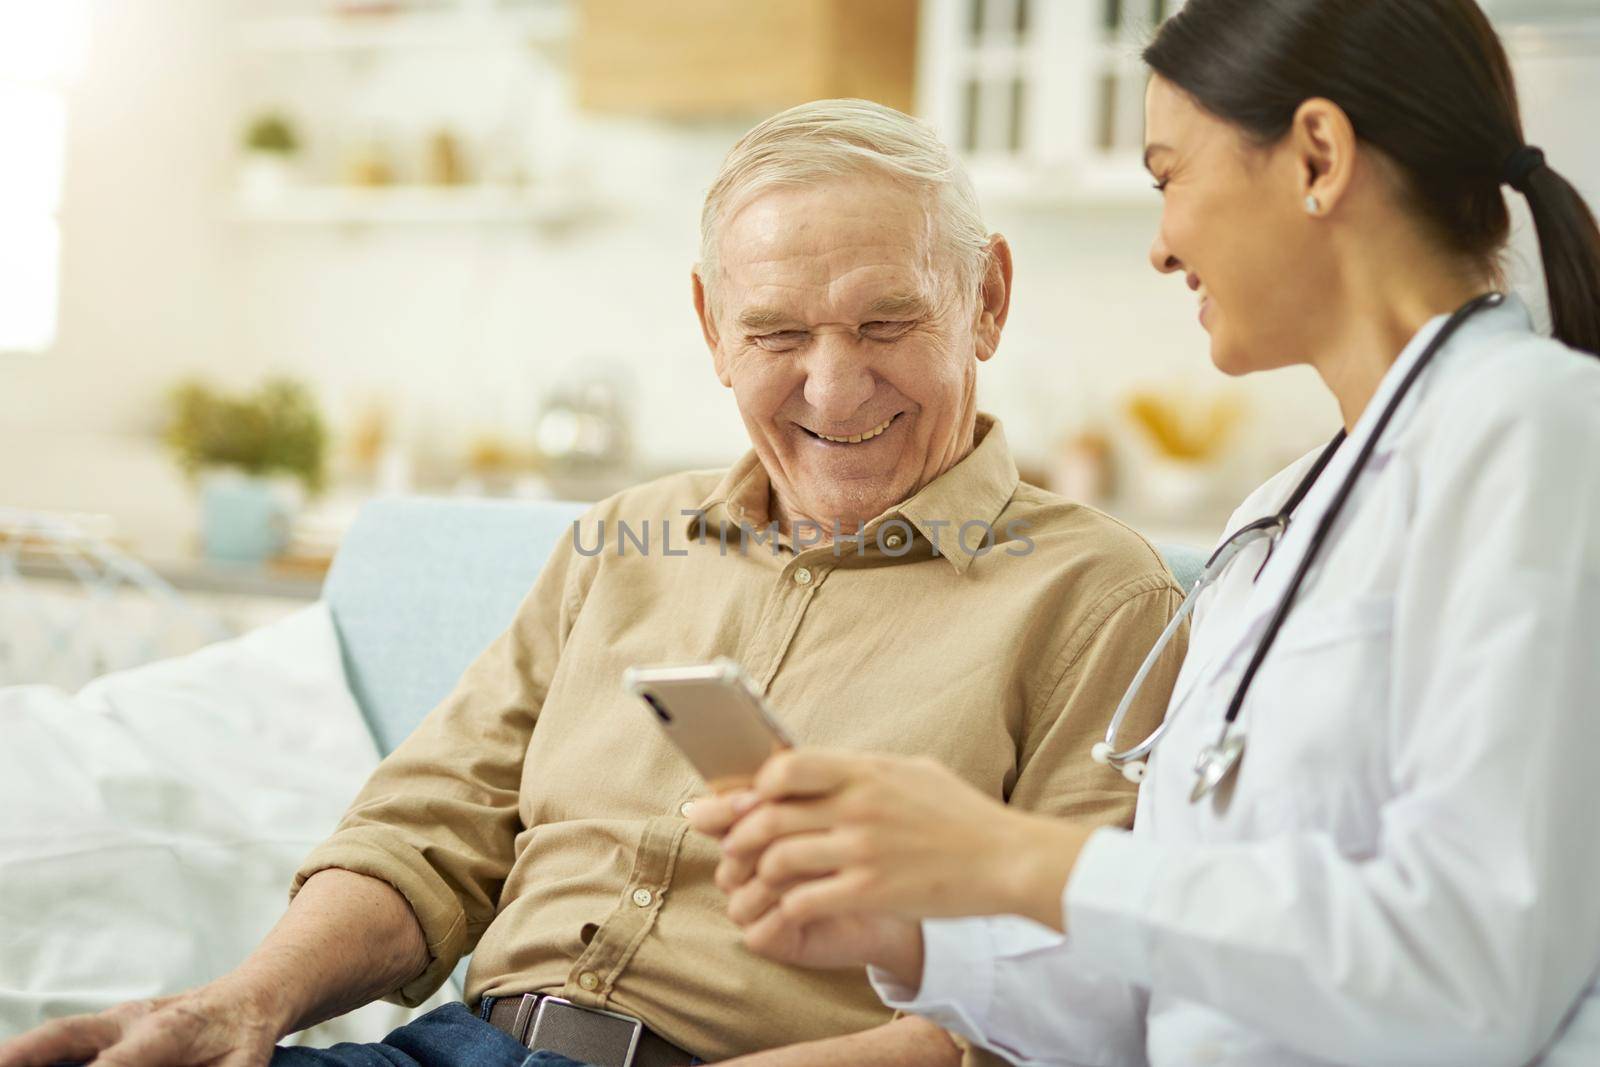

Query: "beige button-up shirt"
left=291, top=416, right=1185, bottom=1062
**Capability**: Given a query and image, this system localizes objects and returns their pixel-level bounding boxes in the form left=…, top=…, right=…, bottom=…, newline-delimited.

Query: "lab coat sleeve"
left=1061, top=356, right=1600, bottom=1067
left=869, top=916, right=1147, bottom=1067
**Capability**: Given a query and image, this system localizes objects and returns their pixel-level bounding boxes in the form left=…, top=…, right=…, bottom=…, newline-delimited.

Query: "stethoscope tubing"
left=1216, top=291, right=1505, bottom=729
left=1099, top=587, right=1204, bottom=763
left=1094, top=291, right=1507, bottom=775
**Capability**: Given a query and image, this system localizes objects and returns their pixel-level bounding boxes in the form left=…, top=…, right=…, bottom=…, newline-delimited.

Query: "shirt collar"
left=686, top=413, right=1020, bottom=574
left=894, top=415, right=1019, bottom=573
left=687, top=452, right=772, bottom=539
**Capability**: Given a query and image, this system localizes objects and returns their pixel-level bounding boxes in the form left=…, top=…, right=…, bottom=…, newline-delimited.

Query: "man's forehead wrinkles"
left=733, top=259, right=923, bottom=295
left=727, top=238, right=929, bottom=274
left=734, top=288, right=935, bottom=332
left=721, top=197, right=945, bottom=329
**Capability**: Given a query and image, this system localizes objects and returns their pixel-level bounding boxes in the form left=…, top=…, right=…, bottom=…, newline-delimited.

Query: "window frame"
left=0, top=3, right=84, bottom=358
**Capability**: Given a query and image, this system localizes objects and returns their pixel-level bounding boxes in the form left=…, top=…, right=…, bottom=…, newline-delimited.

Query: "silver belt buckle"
left=528, top=995, right=644, bottom=1067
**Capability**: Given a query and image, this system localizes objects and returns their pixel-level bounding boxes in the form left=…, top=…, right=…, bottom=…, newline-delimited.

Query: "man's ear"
left=975, top=234, right=1013, bottom=363
left=693, top=268, right=731, bottom=387
left=1290, top=97, right=1356, bottom=217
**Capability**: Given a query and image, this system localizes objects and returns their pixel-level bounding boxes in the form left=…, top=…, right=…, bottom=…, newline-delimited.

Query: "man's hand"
left=0, top=977, right=289, bottom=1067
left=0, top=868, right=430, bottom=1067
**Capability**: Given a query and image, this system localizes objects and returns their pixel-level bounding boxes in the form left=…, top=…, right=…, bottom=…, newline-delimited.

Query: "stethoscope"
left=1092, top=291, right=1506, bottom=803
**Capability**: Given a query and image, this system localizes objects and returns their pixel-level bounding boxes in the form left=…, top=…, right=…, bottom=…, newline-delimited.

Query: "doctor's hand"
left=687, top=789, right=925, bottom=980
left=692, top=749, right=1093, bottom=937
left=739, top=902, right=927, bottom=983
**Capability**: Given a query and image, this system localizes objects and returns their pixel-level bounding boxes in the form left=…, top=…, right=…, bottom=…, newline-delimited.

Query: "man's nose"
left=802, top=335, right=876, bottom=422
left=1149, top=231, right=1182, bottom=275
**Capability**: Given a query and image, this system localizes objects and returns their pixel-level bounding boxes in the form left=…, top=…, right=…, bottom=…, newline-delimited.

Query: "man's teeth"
left=815, top=416, right=895, bottom=444
left=1197, top=284, right=1209, bottom=306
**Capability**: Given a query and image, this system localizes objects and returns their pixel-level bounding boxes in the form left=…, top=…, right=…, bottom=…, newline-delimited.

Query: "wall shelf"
left=229, top=184, right=602, bottom=227
left=234, top=7, right=570, bottom=54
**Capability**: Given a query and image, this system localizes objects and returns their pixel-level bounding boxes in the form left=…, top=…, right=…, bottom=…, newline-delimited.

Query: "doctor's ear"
left=692, top=268, right=732, bottom=387
left=974, top=234, right=1013, bottom=363
left=1289, top=98, right=1357, bottom=219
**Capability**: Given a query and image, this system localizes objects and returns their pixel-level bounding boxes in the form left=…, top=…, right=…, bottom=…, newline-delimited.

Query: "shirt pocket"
left=1229, top=593, right=1396, bottom=851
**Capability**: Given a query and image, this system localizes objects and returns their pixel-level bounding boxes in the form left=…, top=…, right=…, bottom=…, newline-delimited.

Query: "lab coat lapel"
left=1164, top=297, right=1527, bottom=721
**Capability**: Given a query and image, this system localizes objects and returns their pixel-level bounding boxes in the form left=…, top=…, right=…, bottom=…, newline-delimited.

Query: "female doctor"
left=689, top=0, right=1600, bottom=1064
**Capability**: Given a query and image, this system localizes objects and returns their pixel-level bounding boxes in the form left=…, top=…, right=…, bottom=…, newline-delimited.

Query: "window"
left=928, top=0, right=1037, bottom=164
left=919, top=0, right=1186, bottom=195
left=0, top=2, right=86, bottom=355
left=958, top=0, right=1032, bottom=156
left=1094, top=0, right=1174, bottom=155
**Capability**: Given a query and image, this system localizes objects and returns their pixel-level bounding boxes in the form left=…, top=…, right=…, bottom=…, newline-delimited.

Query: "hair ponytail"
left=1518, top=163, right=1600, bottom=355
left=1145, top=0, right=1600, bottom=357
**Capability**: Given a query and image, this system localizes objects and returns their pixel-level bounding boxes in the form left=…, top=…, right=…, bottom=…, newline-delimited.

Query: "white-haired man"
left=0, top=101, right=1183, bottom=1067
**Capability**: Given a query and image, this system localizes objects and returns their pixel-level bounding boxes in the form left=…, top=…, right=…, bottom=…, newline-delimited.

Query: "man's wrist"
left=223, top=932, right=347, bottom=1040
left=204, top=966, right=303, bottom=1039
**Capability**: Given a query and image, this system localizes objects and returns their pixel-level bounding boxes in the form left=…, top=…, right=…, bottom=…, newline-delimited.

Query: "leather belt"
left=485, top=993, right=697, bottom=1067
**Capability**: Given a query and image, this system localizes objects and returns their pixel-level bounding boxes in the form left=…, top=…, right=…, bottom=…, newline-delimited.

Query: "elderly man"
left=0, top=100, right=1182, bottom=1067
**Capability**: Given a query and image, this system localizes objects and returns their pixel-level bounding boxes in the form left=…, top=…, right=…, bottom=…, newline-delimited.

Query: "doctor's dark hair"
left=1144, top=0, right=1600, bottom=357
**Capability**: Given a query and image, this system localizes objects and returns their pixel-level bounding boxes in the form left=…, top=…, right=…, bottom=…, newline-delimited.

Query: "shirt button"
left=578, top=972, right=600, bottom=992
left=632, top=888, right=654, bottom=908
left=679, top=800, right=695, bottom=817
left=794, top=567, right=813, bottom=585
left=884, top=533, right=905, bottom=548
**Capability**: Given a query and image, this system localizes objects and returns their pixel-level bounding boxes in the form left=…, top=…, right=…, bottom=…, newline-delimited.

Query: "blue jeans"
left=269, top=1002, right=591, bottom=1067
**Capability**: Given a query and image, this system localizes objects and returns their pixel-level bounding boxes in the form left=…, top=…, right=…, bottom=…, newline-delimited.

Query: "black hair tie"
left=1501, top=145, right=1547, bottom=194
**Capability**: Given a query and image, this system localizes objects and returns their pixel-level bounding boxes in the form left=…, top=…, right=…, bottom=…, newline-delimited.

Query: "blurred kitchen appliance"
left=534, top=367, right=632, bottom=481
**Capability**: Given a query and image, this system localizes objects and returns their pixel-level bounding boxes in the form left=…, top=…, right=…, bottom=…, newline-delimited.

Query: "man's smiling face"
left=695, top=174, right=1002, bottom=534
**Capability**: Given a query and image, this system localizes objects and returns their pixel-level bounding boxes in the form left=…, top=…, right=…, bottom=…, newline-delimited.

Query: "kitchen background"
left=3, top=0, right=1597, bottom=685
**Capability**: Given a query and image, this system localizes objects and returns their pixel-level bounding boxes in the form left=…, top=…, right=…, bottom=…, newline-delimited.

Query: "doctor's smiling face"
left=1144, top=75, right=1344, bottom=377
left=694, top=173, right=1012, bottom=535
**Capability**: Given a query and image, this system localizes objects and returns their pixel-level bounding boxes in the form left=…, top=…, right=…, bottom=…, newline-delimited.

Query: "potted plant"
left=239, top=111, right=301, bottom=202
left=164, top=378, right=327, bottom=564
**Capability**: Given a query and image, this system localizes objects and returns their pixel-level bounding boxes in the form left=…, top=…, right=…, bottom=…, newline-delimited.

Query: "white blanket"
left=0, top=603, right=458, bottom=1044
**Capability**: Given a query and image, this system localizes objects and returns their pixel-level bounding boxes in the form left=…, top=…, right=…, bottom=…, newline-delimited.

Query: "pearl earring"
left=1305, top=194, right=1321, bottom=215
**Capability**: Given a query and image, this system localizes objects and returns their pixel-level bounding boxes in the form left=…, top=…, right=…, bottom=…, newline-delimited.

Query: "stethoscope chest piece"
left=1189, top=726, right=1247, bottom=803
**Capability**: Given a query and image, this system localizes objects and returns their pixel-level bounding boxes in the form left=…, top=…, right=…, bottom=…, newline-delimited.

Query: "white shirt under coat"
left=872, top=296, right=1600, bottom=1066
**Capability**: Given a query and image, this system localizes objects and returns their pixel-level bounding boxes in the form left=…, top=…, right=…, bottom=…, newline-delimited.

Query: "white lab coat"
left=872, top=296, right=1600, bottom=1067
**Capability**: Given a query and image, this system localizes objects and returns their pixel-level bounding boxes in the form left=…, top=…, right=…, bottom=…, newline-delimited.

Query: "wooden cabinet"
left=575, top=0, right=920, bottom=117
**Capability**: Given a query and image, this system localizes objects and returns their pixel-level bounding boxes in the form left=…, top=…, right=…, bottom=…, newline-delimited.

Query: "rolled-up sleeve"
left=289, top=525, right=588, bottom=1007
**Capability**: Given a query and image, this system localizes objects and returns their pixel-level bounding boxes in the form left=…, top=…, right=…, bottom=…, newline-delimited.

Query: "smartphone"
left=622, top=657, right=792, bottom=792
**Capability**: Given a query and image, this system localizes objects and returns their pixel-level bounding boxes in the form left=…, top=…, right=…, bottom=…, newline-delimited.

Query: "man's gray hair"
left=698, top=98, right=990, bottom=306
